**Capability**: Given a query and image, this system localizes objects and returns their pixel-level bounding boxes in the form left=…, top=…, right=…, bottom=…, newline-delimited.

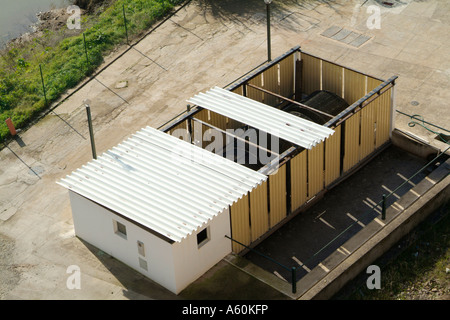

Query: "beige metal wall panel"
left=367, top=77, right=382, bottom=93
left=249, top=181, right=269, bottom=241
left=193, top=109, right=209, bottom=148
left=247, top=74, right=264, bottom=103
left=343, top=112, right=361, bottom=172
left=322, top=61, right=343, bottom=98
left=279, top=55, right=294, bottom=99
left=301, top=53, right=321, bottom=95
left=344, top=69, right=366, bottom=105
left=209, top=110, right=227, bottom=131
left=230, top=193, right=251, bottom=253
left=226, top=118, right=243, bottom=131
left=269, top=165, right=287, bottom=228
left=308, top=141, right=324, bottom=198
left=290, top=150, right=307, bottom=212
left=375, top=88, right=392, bottom=148
left=166, top=120, right=187, bottom=136
left=360, top=99, right=377, bottom=159
left=231, top=85, right=243, bottom=96
left=324, top=125, right=341, bottom=186
left=262, top=64, right=280, bottom=107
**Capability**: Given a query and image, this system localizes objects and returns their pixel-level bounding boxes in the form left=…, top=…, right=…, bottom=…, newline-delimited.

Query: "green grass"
left=0, top=0, right=185, bottom=141
left=335, top=202, right=450, bottom=300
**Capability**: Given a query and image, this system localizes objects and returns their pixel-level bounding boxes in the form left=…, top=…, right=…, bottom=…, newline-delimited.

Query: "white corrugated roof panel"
left=58, top=126, right=267, bottom=242
left=187, top=86, right=334, bottom=149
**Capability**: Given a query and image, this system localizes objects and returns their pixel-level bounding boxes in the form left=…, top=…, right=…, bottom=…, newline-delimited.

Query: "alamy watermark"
left=351, top=2, right=382, bottom=30
left=170, top=124, right=280, bottom=173
left=366, top=265, right=381, bottom=290
left=67, top=5, right=81, bottom=30
left=66, top=265, right=81, bottom=290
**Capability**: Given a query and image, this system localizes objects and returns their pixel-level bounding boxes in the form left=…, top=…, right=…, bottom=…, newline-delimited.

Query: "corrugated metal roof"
left=187, top=87, right=335, bottom=149
left=58, top=126, right=267, bottom=243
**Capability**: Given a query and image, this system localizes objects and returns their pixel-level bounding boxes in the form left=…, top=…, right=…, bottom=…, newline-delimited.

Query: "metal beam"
left=246, top=83, right=334, bottom=119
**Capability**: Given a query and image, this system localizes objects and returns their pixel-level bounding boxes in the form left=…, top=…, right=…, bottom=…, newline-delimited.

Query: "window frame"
left=113, top=220, right=127, bottom=239
left=196, top=227, right=210, bottom=248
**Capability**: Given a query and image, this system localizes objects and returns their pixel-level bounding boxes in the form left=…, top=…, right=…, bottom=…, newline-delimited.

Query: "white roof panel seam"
left=74, top=165, right=216, bottom=224
left=209, top=87, right=334, bottom=135
left=190, top=93, right=322, bottom=145
left=86, top=159, right=227, bottom=213
left=134, top=129, right=265, bottom=186
left=67, top=171, right=206, bottom=229
left=187, top=87, right=334, bottom=149
left=58, top=178, right=190, bottom=241
left=111, top=141, right=255, bottom=198
left=189, top=94, right=319, bottom=148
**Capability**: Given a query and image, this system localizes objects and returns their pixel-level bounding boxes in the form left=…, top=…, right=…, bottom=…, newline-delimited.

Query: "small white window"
left=197, top=227, right=210, bottom=248
left=113, top=220, right=127, bottom=239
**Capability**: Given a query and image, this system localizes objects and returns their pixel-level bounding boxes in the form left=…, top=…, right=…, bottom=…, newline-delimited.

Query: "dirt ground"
left=1, top=0, right=449, bottom=300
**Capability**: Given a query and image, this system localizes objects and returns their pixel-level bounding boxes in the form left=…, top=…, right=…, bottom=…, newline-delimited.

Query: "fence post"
left=123, top=4, right=129, bottom=44
left=382, top=194, right=386, bottom=220
left=187, top=104, right=193, bottom=144
left=84, top=99, right=97, bottom=160
left=291, top=267, right=297, bottom=294
left=39, top=64, right=48, bottom=107
left=83, top=33, right=89, bottom=69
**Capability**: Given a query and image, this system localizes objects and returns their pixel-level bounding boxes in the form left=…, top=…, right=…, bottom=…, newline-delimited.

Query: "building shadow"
left=78, top=239, right=181, bottom=300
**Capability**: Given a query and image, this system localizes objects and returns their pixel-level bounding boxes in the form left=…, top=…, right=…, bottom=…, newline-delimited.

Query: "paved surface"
left=1, top=0, right=449, bottom=299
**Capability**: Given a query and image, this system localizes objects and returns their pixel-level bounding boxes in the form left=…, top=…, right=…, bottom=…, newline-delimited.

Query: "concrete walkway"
left=1, top=0, right=449, bottom=299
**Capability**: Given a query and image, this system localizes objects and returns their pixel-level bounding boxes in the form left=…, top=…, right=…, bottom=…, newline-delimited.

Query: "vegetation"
left=0, top=0, right=185, bottom=141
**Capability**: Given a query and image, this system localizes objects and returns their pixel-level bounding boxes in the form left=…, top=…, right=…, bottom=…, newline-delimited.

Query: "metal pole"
left=85, top=101, right=97, bottom=160
left=123, top=5, right=129, bottom=45
left=382, top=194, right=386, bottom=220
left=291, top=267, right=297, bottom=294
left=39, top=64, right=48, bottom=107
left=266, top=3, right=271, bottom=62
left=83, top=33, right=89, bottom=68
left=187, top=104, right=193, bottom=144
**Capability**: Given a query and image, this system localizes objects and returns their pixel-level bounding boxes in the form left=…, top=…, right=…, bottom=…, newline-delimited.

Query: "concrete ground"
left=0, top=0, right=449, bottom=300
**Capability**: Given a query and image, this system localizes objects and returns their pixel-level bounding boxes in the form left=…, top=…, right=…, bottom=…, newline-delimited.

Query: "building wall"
left=68, top=191, right=177, bottom=293
left=171, top=207, right=232, bottom=294
left=68, top=191, right=232, bottom=294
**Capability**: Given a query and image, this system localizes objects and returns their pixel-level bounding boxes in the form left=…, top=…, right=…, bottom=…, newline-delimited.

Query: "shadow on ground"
left=80, top=239, right=288, bottom=300
left=195, top=0, right=343, bottom=32
left=80, top=239, right=179, bottom=300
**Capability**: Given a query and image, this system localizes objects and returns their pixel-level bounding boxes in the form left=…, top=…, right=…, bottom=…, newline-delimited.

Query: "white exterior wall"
left=68, top=191, right=177, bottom=293
left=68, top=191, right=232, bottom=294
left=172, top=207, right=232, bottom=294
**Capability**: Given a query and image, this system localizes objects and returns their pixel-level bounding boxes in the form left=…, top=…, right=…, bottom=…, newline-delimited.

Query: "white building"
left=58, top=126, right=266, bottom=294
